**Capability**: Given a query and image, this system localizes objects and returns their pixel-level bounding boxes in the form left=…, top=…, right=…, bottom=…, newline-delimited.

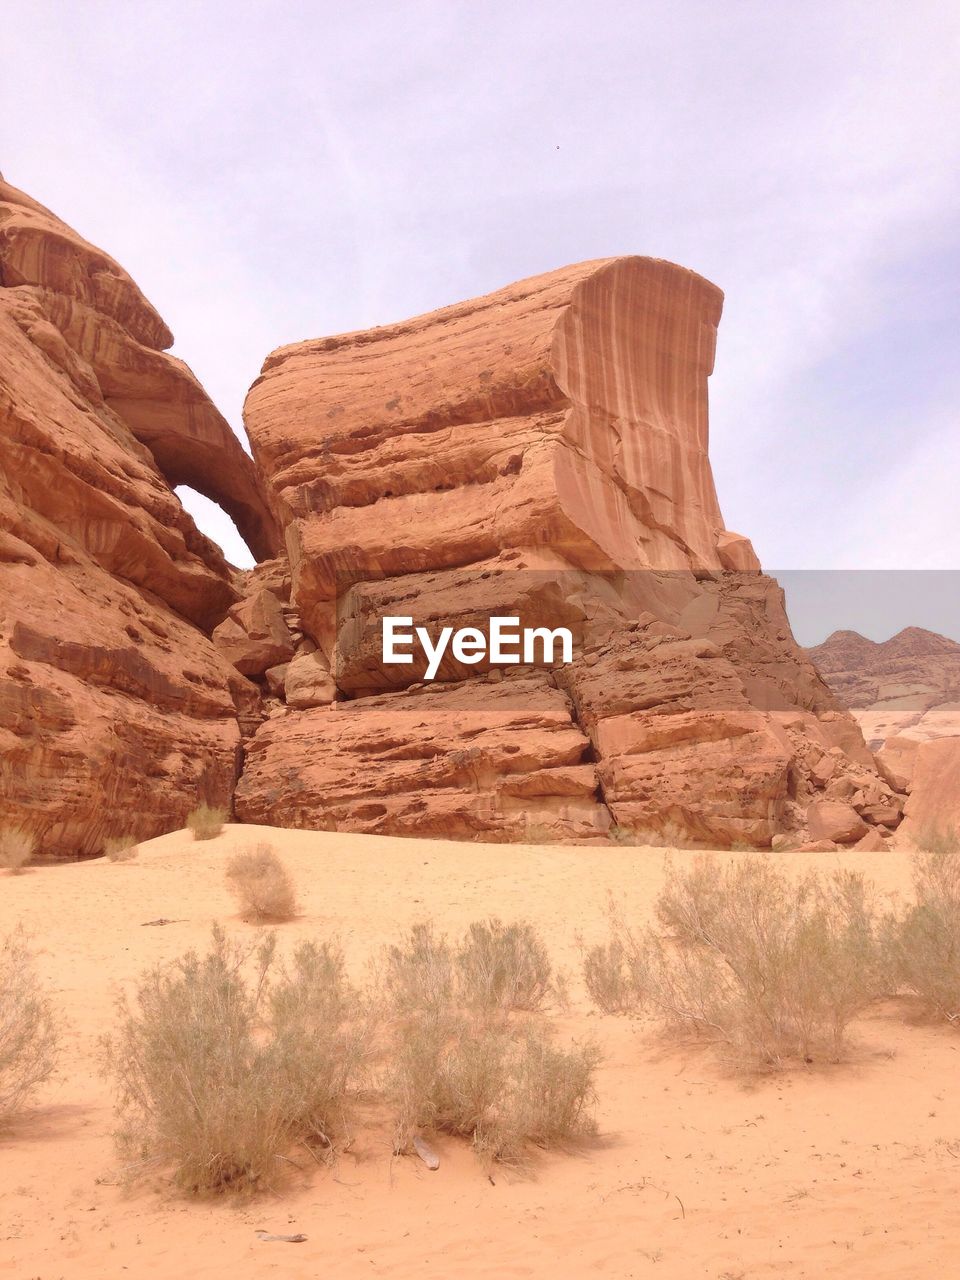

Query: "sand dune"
left=3, top=827, right=959, bottom=1277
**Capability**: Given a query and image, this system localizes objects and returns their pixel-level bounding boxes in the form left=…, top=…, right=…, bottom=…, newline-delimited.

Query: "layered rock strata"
left=235, top=258, right=901, bottom=847
left=0, top=181, right=270, bottom=855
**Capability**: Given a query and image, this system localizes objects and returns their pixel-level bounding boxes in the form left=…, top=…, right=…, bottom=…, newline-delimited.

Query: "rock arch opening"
left=176, top=486, right=256, bottom=569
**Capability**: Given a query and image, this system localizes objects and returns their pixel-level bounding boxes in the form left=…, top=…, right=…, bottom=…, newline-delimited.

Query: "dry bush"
left=0, top=930, right=59, bottom=1125
left=881, top=847, right=960, bottom=1022
left=104, top=926, right=365, bottom=1193
left=455, top=918, right=553, bottom=1013
left=0, top=827, right=34, bottom=874
left=104, top=835, right=138, bottom=863
left=186, top=804, right=226, bottom=841
left=225, top=844, right=298, bottom=922
left=917, top=825, right=960, bottom=856
left=584, top=857, right=882, bottom=1066
left=380, top=919, right=597, bottom=1162
left=387, top=1013, right=599, bottom=1163
left=380, top=922, right=454, bottom=1018
left=581, top=938, right=644, bottom=1014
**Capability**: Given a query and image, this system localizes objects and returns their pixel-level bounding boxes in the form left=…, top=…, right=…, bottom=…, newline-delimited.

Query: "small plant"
left=455, top=919, right=553, bottom=1013
left=917, top=825, right=960, bottom=856
left=388, top=1014, right=599, bottom=1163
left=583, top=856, right=882, bottom=1066
left=103, top=926, right=365, bottom=1193
left=380, top=922, right=454, bottom=1019
left=186, top=805, right=226, bottom=841
left=581, top=937, right=644, bottom=1014
left=881, top=846, right=960, bottom=1022
left=0, top=827, right=34, bottom=874
left=104, top=835, right=138, bottom=863
left=0, top=930, right=60, bottom=1125
left=225, top=845, right=298, bottom=922
left=380, top=919, right=597, bottom=1162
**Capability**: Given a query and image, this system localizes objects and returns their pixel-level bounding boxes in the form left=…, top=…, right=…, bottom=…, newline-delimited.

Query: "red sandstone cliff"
left=0, top=180, right=276, bottom=855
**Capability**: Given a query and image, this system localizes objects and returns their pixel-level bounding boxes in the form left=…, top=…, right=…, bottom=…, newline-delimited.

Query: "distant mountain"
left=807, top=627, right=960, bottom=750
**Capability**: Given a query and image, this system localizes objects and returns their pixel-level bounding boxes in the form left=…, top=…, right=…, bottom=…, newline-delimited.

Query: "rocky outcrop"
left=0, top=181, right=267, bottom=856
left=235, top=258, right=900, bottom=846
left=808, top=627, right=960, bottom=750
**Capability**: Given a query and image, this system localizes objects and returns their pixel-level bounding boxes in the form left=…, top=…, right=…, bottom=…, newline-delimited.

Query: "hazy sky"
left=4, top=1, right=959, bottom=641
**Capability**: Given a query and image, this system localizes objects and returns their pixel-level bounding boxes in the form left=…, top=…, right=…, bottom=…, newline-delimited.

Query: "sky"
left=3, top=1, right=959, bottom=643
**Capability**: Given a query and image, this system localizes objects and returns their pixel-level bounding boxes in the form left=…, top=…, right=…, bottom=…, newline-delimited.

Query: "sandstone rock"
left=234, top=672, right=610, bottom=841
left=899, top=738, right=960, bottom=846
left=808, top=627, right=960, bottom=751
left=853, top=828, right=886, bottom=852
left=265, top=664, right=289, bottom=698
left=237, top=257, right=893, bottom=847
left=0, top=181, right=264, bottom=856
left=212, top=588, right=295, bottom=677
left=284, top=650, right=337, bottom=709
left=806, top=800, right=870, bottom=845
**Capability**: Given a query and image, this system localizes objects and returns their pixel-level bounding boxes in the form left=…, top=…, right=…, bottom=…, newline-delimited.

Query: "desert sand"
left=2, top=827, right=959, bottom=1278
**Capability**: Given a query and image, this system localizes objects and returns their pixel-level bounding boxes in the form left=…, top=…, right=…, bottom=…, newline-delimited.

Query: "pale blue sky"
left=4, top=1, right=959, bottom=641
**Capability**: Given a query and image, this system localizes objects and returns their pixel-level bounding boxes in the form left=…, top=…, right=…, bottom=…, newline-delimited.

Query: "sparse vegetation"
left=185, top=804, right=227, bottom=841
left=455, top=918, right=553, bottom=1013
left=380, top=919, right=598, bottom=1162
left=225, top=844, right=298, bottom=922
left=881, top=845, right=960, bottom=1022
left=0, top=930, right=59, bottom=1125
left=583, top=857, right=882, bottom=1066
left=103, top=835, right=138, bottom=863
left=103, top=927, right=365, bottom=1193
left=386, top=1007, right=599, bottom=1163
left=581, top=937, right=644, bottom=1014
left=0, top=827, right=34, bottom=874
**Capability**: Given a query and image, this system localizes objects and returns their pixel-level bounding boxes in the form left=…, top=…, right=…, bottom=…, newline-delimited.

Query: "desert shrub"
left=380, top=922, right=454, bottom=1018
left=104, top=835, right=138, bottom=863
left=581, top=937, right=645, bottom=1014
left=225, top=844, right=298, bottom=922
left=880, top=847, right=960, bottom=1022
left=380, top=919, right=596, bottom=1161
left=104, top=926, right=365, bottom=1193
left=584, top=857, right=882, bottom=1065
left=0, top=827, right=34, bottom=874
left=455, top=918, right=552, bottom=1013
left=186, top=804, right=226, bottom=841
left=388, top=1013, right=599, bottom=1163
left=0, top=930, right=59, bottom=1125
left=917, top=825, right=960, bottom=856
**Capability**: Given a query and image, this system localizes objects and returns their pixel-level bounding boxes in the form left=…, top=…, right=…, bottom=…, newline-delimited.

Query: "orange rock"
left=808, top=627, right=960, bottom=752
left=806, top=800, right=870, bottom=845
left=0, top=182, right=264, bottom=856
left=238, top=259, right=890, bottom=847
left=900, top=738, right=960, bottom=845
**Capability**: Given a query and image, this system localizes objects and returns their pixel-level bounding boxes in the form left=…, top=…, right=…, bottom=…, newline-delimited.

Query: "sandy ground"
left=2, top=826, right=959, bottom=1279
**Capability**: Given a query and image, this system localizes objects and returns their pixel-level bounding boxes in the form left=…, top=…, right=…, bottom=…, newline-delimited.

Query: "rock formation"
left=808, top=627, right=960, bottom=844
left=0, top=186, right=907, bottom=856
left=808, top=627, right=960, bottom=750
left=234, top=258, right=902, bottom=848
left=0, top=180, right=274, bottom=856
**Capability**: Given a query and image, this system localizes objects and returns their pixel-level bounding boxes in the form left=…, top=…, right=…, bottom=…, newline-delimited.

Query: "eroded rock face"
left=808, top=628, right=960, bottom=751
left=236, top=258, right=898, bottom=846
left=0, top=181, right=265, bottom=856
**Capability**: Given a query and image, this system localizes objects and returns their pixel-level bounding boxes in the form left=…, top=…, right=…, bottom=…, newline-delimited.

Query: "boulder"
left=806, top=799, right=870, bottom=845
